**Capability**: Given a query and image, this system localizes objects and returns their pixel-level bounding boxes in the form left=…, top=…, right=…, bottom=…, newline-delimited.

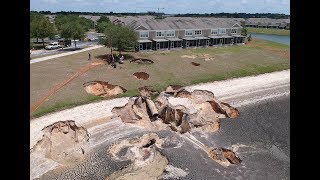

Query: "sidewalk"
left=30, top=45, right=104, bottom=64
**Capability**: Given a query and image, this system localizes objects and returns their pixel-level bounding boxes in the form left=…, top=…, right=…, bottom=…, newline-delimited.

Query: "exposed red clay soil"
left=191, top=62, right=200, bottom=66
left=130, top=58, right=154, bottom=64
left=31, top=120, right=89, bottom=165
left=133, top=72, right=150, bottom=80
left=83, top=81, right=127, bottom=97
left=138, top=86, right=158, bottom=97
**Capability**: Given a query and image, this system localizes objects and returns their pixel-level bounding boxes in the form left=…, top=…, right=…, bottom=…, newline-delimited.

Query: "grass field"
left=30, top=39, right=290, bottom=118
left=247, top=27, right=290, bottom=36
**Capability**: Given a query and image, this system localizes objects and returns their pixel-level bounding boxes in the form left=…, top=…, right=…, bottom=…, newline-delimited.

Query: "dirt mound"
left=31, top=120, right=89, bottom=164
left=138, top=86, right=158, bottom=97
left=112, top=87, right=239, bottom=134
left=130, top=58, right=154, bottom=64
left=165, top=85, right=183, bottom=94
left=83, top=81, right=127, bottom=97
left=133, top=72, right=150, bottom=80
left=107, top=133, right=168, bottom=180
left=191, top=62, right=200, bottom=66
left=208, top=147, right=242, bottom=167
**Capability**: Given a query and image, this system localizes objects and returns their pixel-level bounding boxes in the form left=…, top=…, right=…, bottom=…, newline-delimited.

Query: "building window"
left=218, top=28, right=226, bottom=34
left=194, top=30, right=202, bottom=35
left=156, top=31, right=165, bottom=37
left=211, top=29, right=218, bottom=35
left=166, top=30, right=175, bottom=37
left=185, top=30, right=193, bottom=36
left=140, top=31, right=149, bottom=38
left=231, top=28, right=237, bottom=34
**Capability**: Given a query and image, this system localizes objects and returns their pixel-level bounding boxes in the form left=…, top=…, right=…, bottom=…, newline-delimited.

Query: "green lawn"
left=247, top=27, right=290, bottom=36
left=30, top=39, right=290, bottom=119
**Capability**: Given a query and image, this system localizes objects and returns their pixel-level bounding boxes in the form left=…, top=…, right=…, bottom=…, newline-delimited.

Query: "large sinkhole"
left=31, top=120, right=89, bottom=164
left=83, top=81, right=127, bottom=97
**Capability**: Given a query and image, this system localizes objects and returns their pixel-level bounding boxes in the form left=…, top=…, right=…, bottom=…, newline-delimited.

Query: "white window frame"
left=231, top=28, right=237, bottom=34
left=218, top=28, right=226, bottom=35
left=156, top=31, right=165, bottom=37
left=194, top=30, right=202, bottom=35
left=165, top=30, right=175, bottom=37
left=139, top=31, right=149, bottom=38
left=185, top=30, right=193, bottom=36
left=211, top=29, right=218, bottom=35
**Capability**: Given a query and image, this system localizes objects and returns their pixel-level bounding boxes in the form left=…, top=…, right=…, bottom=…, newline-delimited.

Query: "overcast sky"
left=30, top=0, right=290, bottom=14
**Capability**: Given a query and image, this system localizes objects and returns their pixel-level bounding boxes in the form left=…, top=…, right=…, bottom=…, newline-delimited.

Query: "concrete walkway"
left=30, top=45, right=104, bottom=64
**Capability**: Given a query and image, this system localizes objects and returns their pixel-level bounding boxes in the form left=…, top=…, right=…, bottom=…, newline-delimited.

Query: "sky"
left=30, top=0, right=290, bottom=14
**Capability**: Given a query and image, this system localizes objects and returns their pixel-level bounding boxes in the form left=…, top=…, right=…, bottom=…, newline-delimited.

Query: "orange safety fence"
left=30, top=60, right=105, bottom=114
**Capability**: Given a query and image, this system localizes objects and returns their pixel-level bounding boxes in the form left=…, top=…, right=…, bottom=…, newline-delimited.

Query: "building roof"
left=79, top=15, right=101, bottom=22
left=108, top=16, right=244, bottom=30
left=195, top=37, right=209, bottom=40
left=245, top=18, right=290, bottom=26
left=183, top=37, right=197, bottom=40
left=152, top=39, right=169, bottom=42
left=138, top=39, right=152, bottom=43
left=166, top=37, right=182, bottom=41
left=232, top=35, right=246, bottom=38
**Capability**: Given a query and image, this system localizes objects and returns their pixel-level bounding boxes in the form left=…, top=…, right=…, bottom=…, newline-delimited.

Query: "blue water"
left=250, top=33, right=290, bottom=45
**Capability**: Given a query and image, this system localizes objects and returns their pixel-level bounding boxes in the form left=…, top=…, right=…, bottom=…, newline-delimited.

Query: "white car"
left=45, top=42, right=61, bottom=50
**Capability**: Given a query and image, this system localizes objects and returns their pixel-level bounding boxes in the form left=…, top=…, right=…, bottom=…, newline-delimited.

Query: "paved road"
left=30, top=45, right=104, bottom=64
left=30, top=70, right=290, bottom=179
left=30, top=41, right=98, bottom=58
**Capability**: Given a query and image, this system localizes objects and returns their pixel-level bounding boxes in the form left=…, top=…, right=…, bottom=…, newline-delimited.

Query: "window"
left=218, top=28, right=226, bottom=34
left=156, top=31, right=165, bottom=37
left=231, top=28, right=237, bottom=34
left=166, top=30, right=175, bottom=37
left=194, top=30, right=202, bottom=35
left=140, top=31, right=149, bottom=38
left=211, top=29, right=218, bottom=35
left=185, top=30, right=193, bottom=36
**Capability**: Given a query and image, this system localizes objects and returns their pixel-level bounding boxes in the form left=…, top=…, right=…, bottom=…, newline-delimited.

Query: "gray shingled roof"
left=79, top=15, right=101, bottom=22
left=245, top=18, right=290, bottom=26
left=108, top=16, right=244, bottom=30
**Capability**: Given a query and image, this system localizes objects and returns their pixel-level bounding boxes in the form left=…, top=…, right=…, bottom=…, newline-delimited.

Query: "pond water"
left=250, top=33, right=290, bottom=45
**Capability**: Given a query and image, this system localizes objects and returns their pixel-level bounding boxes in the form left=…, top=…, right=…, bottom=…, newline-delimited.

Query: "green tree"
left=97, top=16, right=110, bottom=24
left=30, top=15, right=56, bottom=48
left=96, top=21, right=111, bottom=33
left=60, top=22, right=85, bottom=49
left=100, top=24, right=138, bottom=54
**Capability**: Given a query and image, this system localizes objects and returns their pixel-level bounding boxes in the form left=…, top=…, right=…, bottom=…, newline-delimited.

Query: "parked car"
left=58, top=39, right=72, bottom=47
left=45, top=42, right=61, bottom=50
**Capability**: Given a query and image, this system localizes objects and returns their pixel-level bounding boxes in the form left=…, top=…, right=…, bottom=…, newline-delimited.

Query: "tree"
left=241, top=28, right=247, bottom=37
left=96, top=21, right=111, bottom=33
left=60, top=22, right=85, bottom=49
left=30, top=15, right=56, bottom=48
left=100, top=24, right=138, bottom=54
left=97, top=16, right=110, bottom=24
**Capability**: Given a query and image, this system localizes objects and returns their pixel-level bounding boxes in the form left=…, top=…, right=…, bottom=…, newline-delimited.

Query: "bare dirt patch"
left=138, top=86, right=158, bottom=97
left=207, top=147, right=242, bottom=167
left=191, top=62, right=200, bottom=66
left=182, top=54, right=215, bottom=61
left=106, top=133, right=168, bottom=180
left=133, top=72, right=150, bottom=80
left=31, top=120, right=89, bottom=165
left=130, top=58, right=154, bottom=64
left=165, top=85, right=184, bottom=94
left=83, top=81, right=127, bottom=97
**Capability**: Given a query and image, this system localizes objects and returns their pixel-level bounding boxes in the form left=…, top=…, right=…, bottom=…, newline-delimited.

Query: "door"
left=206, top=40, right=210, bottom=46
left=156, top=42, right=160, bottom=49
left=171, top=41, right=174, bottom=48
left=186, top=40, right=189, bottom=48
left=219, top=39, right=223, bottom=45
left=139, top=44, right=143, bottom=51
left=230, top=38, right=234, bottom=44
